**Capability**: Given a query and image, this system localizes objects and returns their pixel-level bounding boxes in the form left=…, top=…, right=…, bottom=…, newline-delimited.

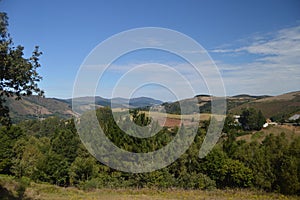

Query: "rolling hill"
left=4, top=95, right=163, bottom=122
left=3, top=91, right=300, bottom=123
left=160, top=91, right=300, bottom=120
left=228, top=91, right=300, bottom=119
left=5, top=96, right=75, bottom=123
left=65, top=96, right=163, bottom=114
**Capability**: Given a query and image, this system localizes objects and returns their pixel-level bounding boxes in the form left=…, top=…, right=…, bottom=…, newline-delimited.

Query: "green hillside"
left=229, top=91, right=300, bottom=119
left=5, top=96, right=75, bottom=123
left=5, top=91, right=300, bottom=123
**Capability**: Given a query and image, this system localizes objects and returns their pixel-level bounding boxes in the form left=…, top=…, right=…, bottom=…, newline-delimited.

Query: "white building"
left=289, top=114, right=300, bottom=121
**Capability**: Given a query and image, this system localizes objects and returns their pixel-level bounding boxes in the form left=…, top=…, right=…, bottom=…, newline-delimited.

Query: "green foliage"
left=11, top=136, right=43, bottom=178
left=218, top=159, right=253, bottom=188
left=132, top=112, right=151, bottom=126
left=1, top=6, right=299, bottom=197
left=80, top=178, right=101, bottom=191
left=200, top=148, right=253, bottom=188
left=94, top=107, right=175, bottom=153
left=233, top=133, right=300, bottom=194
left=177, top=172, right=216, bottom=189
left=0, top=107, right=299, bottom=195
left=0, top=12, right=43, bottom=126
left=69, top=156, right=98, bottom=185
left=162, top=102, right=181, bottom=114
left=0, top=126, right=25, bottom=174
left=200, top=148, right=228, bottom=182
left=15, top=176, right=31, bottom=199
left=18, top=117, right=71, bottom=138
left=239, top=108, right=266, bottom=131
left=222, top=115, right=238, bottom=133
left=35, top=151, right=70, bottom=186
left=222, top=133, right=240, bottom=157
left=51, top=128, right=80, bottom=163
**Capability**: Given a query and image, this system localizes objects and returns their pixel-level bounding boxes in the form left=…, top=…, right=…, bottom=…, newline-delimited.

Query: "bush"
left=177, top=172, right=216, bottom=190
left=16, top=177, right=31, bottom=199
left=219, top=159, right=253, bottom=188
left=80, top=178, right=101, bottom=191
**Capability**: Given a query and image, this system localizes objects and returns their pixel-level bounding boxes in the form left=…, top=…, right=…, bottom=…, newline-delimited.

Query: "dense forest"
left=1, top=107, right=299, bottom=195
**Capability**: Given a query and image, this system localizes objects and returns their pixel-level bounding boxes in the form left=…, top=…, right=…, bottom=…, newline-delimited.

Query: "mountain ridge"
left=4, top=90, right=300, bottom=123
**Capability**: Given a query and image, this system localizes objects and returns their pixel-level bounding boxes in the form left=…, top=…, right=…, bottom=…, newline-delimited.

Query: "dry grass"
left=111, top=108, right=129, bottom=112
left=256, top=91, right=300, bottom=102
left=237, top=125, right=300, bottom=143
left=141, top=111, right=212, bottom=127
left=25, top=185, right=299, bottom=200
left=111, top=109, right=216, bottom=128
left=1, top=170, right=299, bottom=200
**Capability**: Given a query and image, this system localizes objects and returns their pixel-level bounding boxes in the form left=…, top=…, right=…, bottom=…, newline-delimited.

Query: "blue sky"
left=1, top=0, right=300, bottom=101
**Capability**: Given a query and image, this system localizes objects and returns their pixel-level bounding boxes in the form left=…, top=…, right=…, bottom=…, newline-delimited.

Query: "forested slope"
left=0, top=107, right=299, bottom=195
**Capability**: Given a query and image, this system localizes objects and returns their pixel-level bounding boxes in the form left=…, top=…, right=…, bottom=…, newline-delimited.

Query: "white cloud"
left=77, top=26, right=300, bottom=100
left=211, top=25, right=300, bottom=95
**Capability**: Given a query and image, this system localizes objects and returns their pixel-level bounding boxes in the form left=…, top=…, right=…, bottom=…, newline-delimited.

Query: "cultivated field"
left=141, top=111, right=215, bottom=127
left=112, top=109, right=213, bottom=127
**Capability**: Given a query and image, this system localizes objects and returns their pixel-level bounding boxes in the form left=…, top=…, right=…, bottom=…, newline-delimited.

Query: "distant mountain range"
left=5, top=96, right=163, bottom=123
left=4, top=91, right=300, bottom=123
left=64, top=96, right=163, bottom=114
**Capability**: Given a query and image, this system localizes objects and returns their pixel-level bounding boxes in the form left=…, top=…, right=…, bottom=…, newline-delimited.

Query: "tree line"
left=0, top=107, right=299, bottom=195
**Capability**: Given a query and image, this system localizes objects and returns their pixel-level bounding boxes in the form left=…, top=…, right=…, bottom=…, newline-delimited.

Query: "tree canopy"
left=0, top=108, right=299, bottom=194
left=239, top=108, right=266, bottom=131
left=0, top=12, right=43, bottom=125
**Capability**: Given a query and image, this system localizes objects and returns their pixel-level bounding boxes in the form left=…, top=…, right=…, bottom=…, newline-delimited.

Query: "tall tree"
left=0, top=126, right=24, bottom=174
left=239, top=108, right=266, bottom=131
left=0, top=12, right=43, bottom=125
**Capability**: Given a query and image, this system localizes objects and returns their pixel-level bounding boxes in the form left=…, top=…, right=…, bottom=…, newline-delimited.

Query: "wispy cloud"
left=212, top=25, right=300, bottom=54
left=211, top=25, right=300, bottom=95
left=77, top=26, right=300, bottom=100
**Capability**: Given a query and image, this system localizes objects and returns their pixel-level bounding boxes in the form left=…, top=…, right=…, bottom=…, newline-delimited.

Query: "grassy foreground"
left=0, top=175, right=298, bottom=200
